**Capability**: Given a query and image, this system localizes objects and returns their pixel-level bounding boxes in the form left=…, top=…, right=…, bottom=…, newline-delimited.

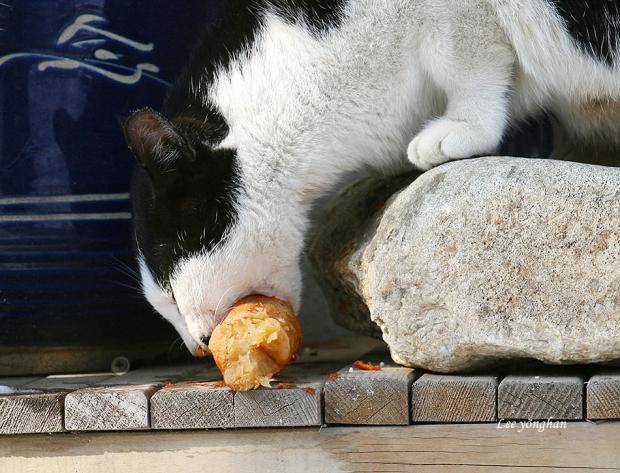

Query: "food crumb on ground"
left=352, top=360, right=382, bottom=371
left=275, top=382, right=295, bottom=389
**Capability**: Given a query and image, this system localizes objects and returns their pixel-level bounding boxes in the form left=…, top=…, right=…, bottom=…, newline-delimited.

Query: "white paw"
left=407, top=119, right=497, bottom=171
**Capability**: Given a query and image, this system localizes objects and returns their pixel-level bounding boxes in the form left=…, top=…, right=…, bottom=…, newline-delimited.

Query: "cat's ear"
left=120, top=108, right=196, bottom=175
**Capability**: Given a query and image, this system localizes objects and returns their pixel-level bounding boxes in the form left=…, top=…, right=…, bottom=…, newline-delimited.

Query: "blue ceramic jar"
left=0, top=0, right=220, bottom=368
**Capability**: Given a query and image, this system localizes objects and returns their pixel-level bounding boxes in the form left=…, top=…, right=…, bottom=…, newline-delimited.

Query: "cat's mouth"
left=193, top=345, right=211, bottom=357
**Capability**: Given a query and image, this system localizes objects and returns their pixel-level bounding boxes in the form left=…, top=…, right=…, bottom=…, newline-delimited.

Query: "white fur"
left=139, top=258, right=198, bottom=353
left=144, top=0, right=619, bottom=351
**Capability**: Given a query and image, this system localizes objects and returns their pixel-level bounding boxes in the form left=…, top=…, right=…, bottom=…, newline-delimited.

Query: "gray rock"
left=309, top=172, right=419, bottom=337
left=311, top=157, right=620, bottom=372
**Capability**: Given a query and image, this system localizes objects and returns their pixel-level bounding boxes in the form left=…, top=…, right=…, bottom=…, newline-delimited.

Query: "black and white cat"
left=122, top=0, right=619, bottom=355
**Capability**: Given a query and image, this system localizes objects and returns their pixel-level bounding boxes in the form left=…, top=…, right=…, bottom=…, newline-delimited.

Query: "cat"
left=122, top=0, right=619, bottom=355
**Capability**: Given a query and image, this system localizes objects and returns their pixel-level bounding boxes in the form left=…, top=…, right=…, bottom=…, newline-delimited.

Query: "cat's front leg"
left=408, top=23, right=515, bottom=170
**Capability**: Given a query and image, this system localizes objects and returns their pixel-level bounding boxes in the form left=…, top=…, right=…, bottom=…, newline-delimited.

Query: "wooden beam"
left=0, top=377, right=42, bottom=393
left=411, top=374, right=497, bottom=423
left=142, top=364, right=235, bottom=430
left=99, top=363, right=217, bottom=386
left=0, top=363, right=225, bottom=434
left=324, top=362, right=415, bottom=425
left=64, top=384, right=159, bottom=431
left=151, top=381, right=234, bottom=430
left=235, top=382, right=323, bottom=428
left=0, top=392, right=66, bottom=434
left=498, top=374, right=583, bottom=420
left=587, top=373, right=620, bottom=420
left=234, top=364, right=333, bottom=428
left=0, top=374, right=114, bottom=435
left=2, top=423, right=620, bottom=472
left=0, top=343, right=179, bottom=377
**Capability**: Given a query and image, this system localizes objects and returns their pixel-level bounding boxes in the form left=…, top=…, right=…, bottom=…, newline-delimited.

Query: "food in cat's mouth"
left=208, top=295, right=302, bottom=391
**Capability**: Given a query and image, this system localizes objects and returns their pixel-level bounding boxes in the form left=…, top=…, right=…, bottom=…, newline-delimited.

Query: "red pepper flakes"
left=302, top=387, right=316, bottom=395
left=352, top=360, right=382, bottom=371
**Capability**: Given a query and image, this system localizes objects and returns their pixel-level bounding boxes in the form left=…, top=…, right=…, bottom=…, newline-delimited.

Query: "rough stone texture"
left=311, top=157, right=620, bottom=372
left=310, top=171, right=419, bottom=337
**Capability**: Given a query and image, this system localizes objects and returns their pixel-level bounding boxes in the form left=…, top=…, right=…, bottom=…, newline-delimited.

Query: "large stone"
left=310, top=157, right=620, bottom=372
left=310, top=171, right=419, bottom=337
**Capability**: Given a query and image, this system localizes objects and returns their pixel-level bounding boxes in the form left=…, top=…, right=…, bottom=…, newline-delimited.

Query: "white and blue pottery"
left=0, top=0, right=221, bottom=361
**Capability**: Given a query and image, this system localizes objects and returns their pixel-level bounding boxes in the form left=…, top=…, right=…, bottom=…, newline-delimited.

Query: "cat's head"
left=122, top=108, right=303, bottom=355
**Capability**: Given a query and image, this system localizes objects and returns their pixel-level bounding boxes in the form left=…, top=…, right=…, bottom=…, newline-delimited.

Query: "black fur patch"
left=163, top=0, right=260, bottom=128
left=131, top=146, right=240, bottom=286
left=163, top=0, right=346, bottom=122
left=270, top=0, right=346, bottom=32
left=133, top=0, right=345, bottom=286
left=550, top=0, right=620, bottom=66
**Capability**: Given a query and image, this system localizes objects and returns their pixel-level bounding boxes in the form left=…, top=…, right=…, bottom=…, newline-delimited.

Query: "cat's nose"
left=194, top=345, right=211, bottom=357
left=192, top=336, right=211, bottom=357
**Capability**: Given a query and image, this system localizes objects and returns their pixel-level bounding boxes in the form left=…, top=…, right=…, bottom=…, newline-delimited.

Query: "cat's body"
left=123, top=0, right=619, bottom=355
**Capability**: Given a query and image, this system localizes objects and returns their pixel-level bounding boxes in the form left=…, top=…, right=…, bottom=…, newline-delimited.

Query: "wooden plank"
left=498, top=374, right=583, bottom=420
left=234, top=386, right=322, bottom=428
left=151, top=381, right=234, bottom=430
left=61, top=364, right=233, bottom=432
left=143, top=364, right=234, bottom=430
left=411, top=373, right=497, bottom=423
left=0, top=364, right=224, bottom=434
left=0, top=392, right=66, bottom=434
left=296, top=335, right=387, bottom=363
left=2, top=423, right=620, bottom=472
left=324, top=362, right=415, bottom=425
left=0, top=342, right=180, bottom=377
left=233, top=364, right=333, bottom=428
left=64, top=384, right=159, bottom=431
left=0, top=375, right=97, bottom=435
left=11, top=363, right=216, bottom=392
left=24, top=373, right=119, bottom=390
left=0, top=364, right=222, bottom=434
left=0, top=377, right=43, bottom=395
left=587, top=373, right=620, bottom=420
left=100, top=363, right=216, bottom=386
left=324, top=422, right=620, bottom=472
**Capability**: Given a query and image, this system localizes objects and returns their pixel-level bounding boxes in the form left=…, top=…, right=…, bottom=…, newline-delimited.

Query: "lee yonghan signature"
left=497, top=418, right=568, bottom=433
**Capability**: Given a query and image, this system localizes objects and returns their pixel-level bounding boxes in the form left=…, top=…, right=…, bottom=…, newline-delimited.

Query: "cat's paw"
left=407, top=119, right=496, bottom=171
